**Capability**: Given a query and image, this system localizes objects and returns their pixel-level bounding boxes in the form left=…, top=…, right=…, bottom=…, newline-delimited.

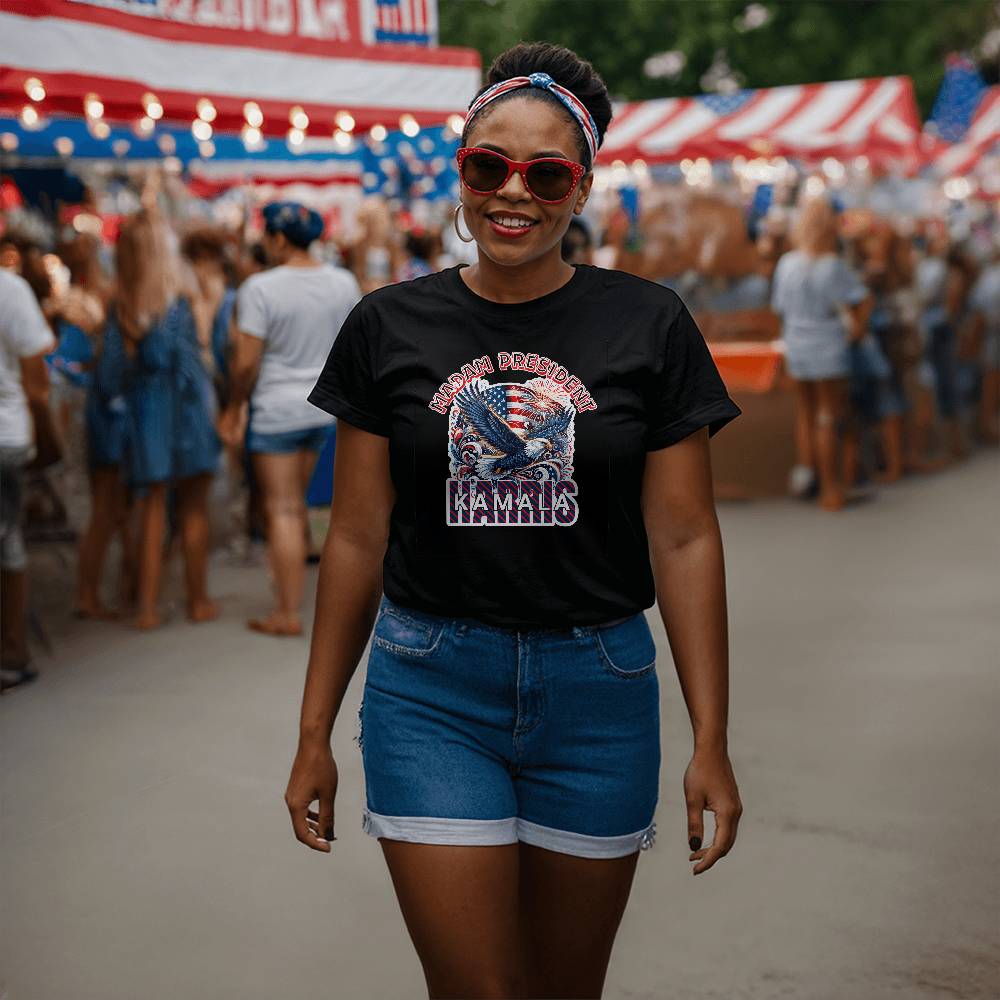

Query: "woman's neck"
left=284, top=248, right=320, bottom=268
left=461, top=247, right=575, bottom=304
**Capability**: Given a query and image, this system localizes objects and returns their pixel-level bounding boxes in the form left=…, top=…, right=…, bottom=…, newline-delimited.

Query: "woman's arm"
left=641, top=426, right=742, bottom=875
left=285, top=421, right=395, bottom=853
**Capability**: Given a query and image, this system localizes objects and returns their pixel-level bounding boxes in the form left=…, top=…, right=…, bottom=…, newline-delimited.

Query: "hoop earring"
left=453, top=203, right=475, bottom=243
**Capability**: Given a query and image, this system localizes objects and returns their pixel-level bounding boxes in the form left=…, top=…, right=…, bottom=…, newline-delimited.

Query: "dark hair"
left=462, top=42, right=613, bottom=170
left=561, top=218, right=592, bottom=261
left=181, top=225, right=230, bottom=264
left=405, top=230, right=436, bottom=261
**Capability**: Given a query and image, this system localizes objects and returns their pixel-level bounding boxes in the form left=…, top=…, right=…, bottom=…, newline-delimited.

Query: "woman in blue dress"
left=113, top=207, right=221, bottom=629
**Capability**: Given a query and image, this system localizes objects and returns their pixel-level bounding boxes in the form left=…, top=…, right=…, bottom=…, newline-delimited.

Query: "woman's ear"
left=574, top=172, right=595, bottom=215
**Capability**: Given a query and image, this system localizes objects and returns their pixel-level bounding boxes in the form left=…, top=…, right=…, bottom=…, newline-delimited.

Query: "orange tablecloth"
left=709, top=341, right=784, bottom=394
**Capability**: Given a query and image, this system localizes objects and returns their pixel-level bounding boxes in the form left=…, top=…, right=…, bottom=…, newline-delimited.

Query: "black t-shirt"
left=308, top=263, right=741, bottom=629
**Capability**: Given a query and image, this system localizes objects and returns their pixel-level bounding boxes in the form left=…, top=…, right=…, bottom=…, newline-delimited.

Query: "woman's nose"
left=496, top=168, right=532, bottom=202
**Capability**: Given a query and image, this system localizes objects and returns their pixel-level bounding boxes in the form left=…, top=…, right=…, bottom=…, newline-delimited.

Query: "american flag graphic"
left=483, top=382, right=565, bottom=433
left=369, top=0, right=437, bottom=46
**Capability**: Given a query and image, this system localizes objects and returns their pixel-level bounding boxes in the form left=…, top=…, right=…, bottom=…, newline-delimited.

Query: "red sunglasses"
left=456, top=147, right=587, bottom=204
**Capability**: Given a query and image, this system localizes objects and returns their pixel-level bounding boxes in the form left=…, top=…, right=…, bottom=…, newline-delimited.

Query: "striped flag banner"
left=0, top=0, right=475, bottom=138
left=599, top=77, right=921, bottom=167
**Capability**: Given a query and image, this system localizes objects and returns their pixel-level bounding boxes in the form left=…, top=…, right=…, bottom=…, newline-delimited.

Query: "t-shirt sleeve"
left=235, top=277, right=268, bottom=340
left=833, top=258, right=868, bottom=306
left=770, top=255, right=788, bottom=315
left=2, top=276, right=55, bottom=357
left=644, top=301, right=742, bottom=451
left=307, top=298, right=390, bottom=437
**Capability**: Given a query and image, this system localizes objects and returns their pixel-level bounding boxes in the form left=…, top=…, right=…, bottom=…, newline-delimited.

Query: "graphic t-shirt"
left=308, top=263, right=741, bottom=629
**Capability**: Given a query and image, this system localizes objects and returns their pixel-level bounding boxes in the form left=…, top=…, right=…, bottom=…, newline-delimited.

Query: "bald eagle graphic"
left=453, top=381, right=573, bottom=479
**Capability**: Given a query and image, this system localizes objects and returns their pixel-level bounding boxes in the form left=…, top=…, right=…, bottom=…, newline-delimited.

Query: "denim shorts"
left=356, top=595, right=661, bottom=859
left=245, top=423, right=333, bottom=454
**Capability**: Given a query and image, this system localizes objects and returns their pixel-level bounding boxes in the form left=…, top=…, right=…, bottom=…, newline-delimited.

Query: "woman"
left=286, top=43, right=744, bottom=999
left=109, top=198, right=220, bottom=629
left=219, top=201, right=361, bottom=637
left=46, top=234, right=134, bottom=618
left=771, top=197, right=871, bottom=511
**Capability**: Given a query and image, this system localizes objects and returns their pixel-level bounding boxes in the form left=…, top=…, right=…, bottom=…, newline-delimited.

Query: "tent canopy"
left=0, top=0, right=479, bottom=137
left=599, top=77, right=921, bottom=167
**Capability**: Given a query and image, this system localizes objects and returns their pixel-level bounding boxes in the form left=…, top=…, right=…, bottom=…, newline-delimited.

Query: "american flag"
left=482, top=383, right=564, bottom=434
left=369, top=0, right=437, bottom=46
left=599, top=77, right=920, bottom=166
left=927, top=54, right=987, bottom=143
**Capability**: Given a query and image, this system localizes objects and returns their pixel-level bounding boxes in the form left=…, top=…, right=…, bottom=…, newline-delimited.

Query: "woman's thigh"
left=518, top=842, right=640, bottom=999
left=251, top=452, right=303, bottom=512
left=815, top=377, right=849, bottom=417
left=379, top=840, right=522, bottom=999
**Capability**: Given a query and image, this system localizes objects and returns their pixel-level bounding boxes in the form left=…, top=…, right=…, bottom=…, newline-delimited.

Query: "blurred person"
left=394, top=227, right=438, bottom=283
left=851, top=221, right=911, bottom=484
left=0, top=267, right=56, bottom=691
left=181, top=225, right=237, bottom=403
left=968, top=240, right=1000, bottom=444
left=560, top=216, right=592, bottom=264
left=42, top=234, right=134, bottom=618
left=109, top=192, right=221, bottom=630
left=771, top=197, right=871, bottom=511
left=219, top=201, right=360, bottom=637
left=286, top=42, right=743, bottom=1000
left=911, top=221, right=966, bottom=464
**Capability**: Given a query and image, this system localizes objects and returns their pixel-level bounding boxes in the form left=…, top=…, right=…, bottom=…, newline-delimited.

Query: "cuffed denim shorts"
left=356, top=595, right=661, bottom=859
left=245, top=423, right=333, bottom=455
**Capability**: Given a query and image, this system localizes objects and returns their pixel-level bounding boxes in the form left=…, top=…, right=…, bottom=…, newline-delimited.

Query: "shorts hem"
left=361, top=809, right=657, bottom=858
left=517, top=817, right=657, bottom=858
left=362, top=809, right=517, bottom=846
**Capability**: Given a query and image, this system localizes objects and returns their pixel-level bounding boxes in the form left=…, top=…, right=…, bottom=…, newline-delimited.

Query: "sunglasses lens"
left=525, top=161, right=575, bottom=201
left=461, top=151, right=509, bottom=192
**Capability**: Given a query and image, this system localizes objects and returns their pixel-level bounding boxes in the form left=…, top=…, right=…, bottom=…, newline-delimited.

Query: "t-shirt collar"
left=447, top=263, right=592, bottom=317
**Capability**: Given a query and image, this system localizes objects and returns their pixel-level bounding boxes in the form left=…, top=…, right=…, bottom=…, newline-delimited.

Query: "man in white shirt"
left=219, top=201, right=360, bottom=636
left=0, top=269, right=56, bottom=691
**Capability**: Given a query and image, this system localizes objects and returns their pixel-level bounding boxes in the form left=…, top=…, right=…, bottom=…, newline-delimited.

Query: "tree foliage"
left=439, top=0, right=996, bottom=116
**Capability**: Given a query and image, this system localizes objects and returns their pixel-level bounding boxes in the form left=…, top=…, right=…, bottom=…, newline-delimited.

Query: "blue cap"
left=262, top=201, right=324, bottom=247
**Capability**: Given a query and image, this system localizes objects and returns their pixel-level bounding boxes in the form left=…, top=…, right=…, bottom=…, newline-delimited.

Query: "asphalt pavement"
left=2, top=451, right=998, bottom=999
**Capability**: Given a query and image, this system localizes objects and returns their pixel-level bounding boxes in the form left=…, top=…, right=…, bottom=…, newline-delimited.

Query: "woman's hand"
left=217, top=403, right=247, bottom=447
left=285, top=738, right=339, bottom=853
left=684, top=746, right=743, bottom=875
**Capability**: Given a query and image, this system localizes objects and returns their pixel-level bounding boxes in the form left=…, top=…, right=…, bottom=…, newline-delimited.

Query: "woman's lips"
left=486, top=215, right=538, bottom=239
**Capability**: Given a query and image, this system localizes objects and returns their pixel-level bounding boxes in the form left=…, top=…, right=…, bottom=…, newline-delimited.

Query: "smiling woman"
left=290, top=39, right=744, bottom=1000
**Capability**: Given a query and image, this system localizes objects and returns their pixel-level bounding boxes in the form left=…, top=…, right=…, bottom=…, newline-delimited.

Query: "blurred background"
left=1, top=2, right=998, bottom=998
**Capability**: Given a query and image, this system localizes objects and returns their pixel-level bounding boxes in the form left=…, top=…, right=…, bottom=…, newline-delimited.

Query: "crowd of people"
left=0, top=170, right=997, bottom=690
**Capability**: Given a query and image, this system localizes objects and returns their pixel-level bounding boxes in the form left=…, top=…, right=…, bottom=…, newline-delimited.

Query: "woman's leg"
left=75, top=466, right=124, bottom=618
left=297, top=447, right=322, bottom=561
left=135, top=482, right=168, bottom=629
left=518, top=843, right=641, bottom=999
left=251, top=451, right=307, bottom=633
left=176, top=472, right=217, bottom=622
left=379, top=840, right=523, bottom=999
left=979, top=365, right=1000, bottom=444
left=875, top=414, right=905, bottom=483
left=814, top=378, right=849, bottom=511
left=792, top=379, right=817, bottom=471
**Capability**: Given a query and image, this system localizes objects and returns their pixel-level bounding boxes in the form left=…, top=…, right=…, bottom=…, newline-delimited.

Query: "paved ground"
left=2, top=452, right=998, bottom=1000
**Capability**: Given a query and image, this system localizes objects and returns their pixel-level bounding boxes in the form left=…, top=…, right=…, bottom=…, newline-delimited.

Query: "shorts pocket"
left=595, top=613, right=656, bottom=678
left=372, top=605, right=446, bottom=658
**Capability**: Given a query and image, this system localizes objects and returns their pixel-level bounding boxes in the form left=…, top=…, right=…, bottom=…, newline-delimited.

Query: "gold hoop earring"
left=453, top=203, right=475, bottom=244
